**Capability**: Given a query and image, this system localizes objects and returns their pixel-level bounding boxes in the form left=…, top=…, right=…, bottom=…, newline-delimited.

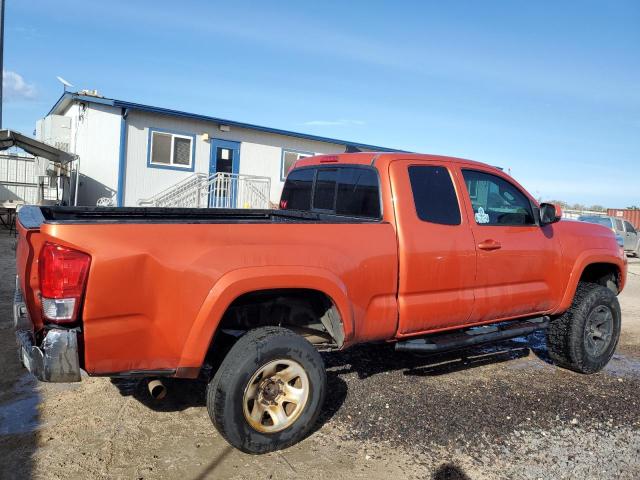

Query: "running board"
left=394, top=316, right=549, bottom=353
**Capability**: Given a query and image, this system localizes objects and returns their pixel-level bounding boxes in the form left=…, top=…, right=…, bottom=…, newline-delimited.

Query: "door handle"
left=478, top=239, right=502, bottom=251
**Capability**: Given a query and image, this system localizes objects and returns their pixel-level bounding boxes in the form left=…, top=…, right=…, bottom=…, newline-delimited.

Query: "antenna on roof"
left=56, top=76, right=74, bottom=92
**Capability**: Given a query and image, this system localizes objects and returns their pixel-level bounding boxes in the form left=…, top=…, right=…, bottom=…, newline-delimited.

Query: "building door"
left=209, top=139, right=240, bottom=207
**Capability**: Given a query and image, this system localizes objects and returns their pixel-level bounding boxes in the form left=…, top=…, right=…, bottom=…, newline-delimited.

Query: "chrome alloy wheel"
left=584, top=305, right=614, bottom=357
left=242, top=359, right=310, bottom=433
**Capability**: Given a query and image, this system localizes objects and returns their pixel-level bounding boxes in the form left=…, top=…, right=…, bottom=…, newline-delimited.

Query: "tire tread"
left=546, top=282, right=620, bottom=374
left=206, top=326, right=325, bottom=453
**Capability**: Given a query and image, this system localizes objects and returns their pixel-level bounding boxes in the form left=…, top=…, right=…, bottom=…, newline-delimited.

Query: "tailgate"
left=14, top=206, right=83, bottom=382
left=15, top=206, right=46, bottom=332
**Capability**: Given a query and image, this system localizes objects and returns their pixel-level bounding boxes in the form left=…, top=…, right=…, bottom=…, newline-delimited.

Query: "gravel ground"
left=1, top=229, right=639, bottom=479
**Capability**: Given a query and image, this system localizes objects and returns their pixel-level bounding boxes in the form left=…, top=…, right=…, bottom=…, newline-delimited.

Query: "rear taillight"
left=39, top=242, right=91, bottom=324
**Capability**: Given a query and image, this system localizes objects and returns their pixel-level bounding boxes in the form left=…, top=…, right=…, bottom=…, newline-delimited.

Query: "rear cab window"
left=280, top=166, right=381, bottom=219
left=280, top=168, right=314, bottom=210
left=313, top=169, right=338, bottom=211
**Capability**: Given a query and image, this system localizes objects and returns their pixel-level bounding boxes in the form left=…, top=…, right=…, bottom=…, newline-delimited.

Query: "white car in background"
left=578, top=215, right=639, bottom=256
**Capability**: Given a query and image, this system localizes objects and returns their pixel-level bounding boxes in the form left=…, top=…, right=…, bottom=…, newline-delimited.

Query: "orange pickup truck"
left=14, top=152, right=627, bottom=453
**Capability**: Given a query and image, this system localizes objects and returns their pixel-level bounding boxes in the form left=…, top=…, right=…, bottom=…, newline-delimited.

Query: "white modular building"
left=39, top=91, right=395, bottom=208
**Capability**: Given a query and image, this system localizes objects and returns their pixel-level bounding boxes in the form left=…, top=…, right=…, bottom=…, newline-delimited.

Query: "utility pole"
left=0, top=0, right=5, bottom=128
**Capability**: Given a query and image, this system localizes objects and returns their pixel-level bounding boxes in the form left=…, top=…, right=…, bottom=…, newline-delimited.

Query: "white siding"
left=52, top=101, right=355, bottom=207
left=0, top=154, right=50, bottom=204
left=123, top=110, right=346, bottom=206
left=61, top=102, right=122, bottom=205
left=123, top=111, right=207, bottom=206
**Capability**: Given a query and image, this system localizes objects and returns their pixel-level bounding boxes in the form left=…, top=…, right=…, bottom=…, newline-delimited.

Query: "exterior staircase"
left=138, top=172, right=271, bottom=209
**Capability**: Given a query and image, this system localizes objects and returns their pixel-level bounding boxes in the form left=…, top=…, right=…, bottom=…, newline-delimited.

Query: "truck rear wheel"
left=546, top=282, right=621, bottom=374
left=206, top=326, right=326, bottom=454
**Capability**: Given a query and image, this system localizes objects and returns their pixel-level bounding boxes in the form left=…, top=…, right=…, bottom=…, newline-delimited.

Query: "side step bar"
left=395, top=316, right=549, bottom=353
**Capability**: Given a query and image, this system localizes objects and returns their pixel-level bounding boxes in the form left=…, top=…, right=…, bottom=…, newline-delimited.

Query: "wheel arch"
left=555, top=250, right=626, bottom=314
left=177, top=266, right=353, bottom=376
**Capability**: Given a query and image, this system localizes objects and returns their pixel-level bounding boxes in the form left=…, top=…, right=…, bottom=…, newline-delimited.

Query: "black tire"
left=206, top=326, right=326, bottom=454
left=546, top=282, right=621, bottom=374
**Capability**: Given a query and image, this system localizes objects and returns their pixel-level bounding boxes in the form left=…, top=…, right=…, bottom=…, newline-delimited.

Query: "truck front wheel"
left=206, top=326, right=326, bottom=454
left=546, top=282, right=621, bottom=374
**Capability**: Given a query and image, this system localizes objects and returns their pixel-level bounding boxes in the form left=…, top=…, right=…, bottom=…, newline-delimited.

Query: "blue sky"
left=3, top=0, right=639, bottom=207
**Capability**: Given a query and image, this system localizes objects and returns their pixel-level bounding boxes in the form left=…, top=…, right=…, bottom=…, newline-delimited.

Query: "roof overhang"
left=47, top=91, right=115, bottom=117
left=0, top=130, right=77, bottom=164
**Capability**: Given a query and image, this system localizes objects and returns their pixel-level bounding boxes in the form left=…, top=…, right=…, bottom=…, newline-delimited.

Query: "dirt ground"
left=1, top=229, right=639, bottom=480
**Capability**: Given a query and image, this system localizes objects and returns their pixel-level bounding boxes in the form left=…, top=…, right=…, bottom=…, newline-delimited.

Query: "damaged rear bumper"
left=14, top=279, right=81, bottom=383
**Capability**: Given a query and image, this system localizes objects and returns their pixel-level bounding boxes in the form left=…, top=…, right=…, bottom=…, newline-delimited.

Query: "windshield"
left=578, top=216, right=612, bottom=228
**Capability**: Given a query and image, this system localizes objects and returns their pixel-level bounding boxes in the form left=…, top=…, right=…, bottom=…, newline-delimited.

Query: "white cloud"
left=3, top=70, right=37, bottom=101
left=11, top=26, right=39, bottom=38
left=303, top=119, right=365, bottom=127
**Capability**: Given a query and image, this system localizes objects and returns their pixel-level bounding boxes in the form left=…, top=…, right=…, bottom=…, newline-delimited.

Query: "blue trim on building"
left=280, top=148, right=314, bottom=181
left=116, top=108, right=129, bottom=206
left=48, top=92, right=402, bottom=153
left=46, top=92, right=71, bottom=116
left=146, top=127, right=197, bottom=172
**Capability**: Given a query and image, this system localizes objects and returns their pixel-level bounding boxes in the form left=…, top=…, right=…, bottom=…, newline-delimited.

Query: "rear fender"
left=177, top=266, right=353, bottom=372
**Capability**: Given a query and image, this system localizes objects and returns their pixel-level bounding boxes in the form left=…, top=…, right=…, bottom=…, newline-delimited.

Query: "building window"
left=281, top=149, right=313, bottom=180
left=148, top=129, right=195, bottom=170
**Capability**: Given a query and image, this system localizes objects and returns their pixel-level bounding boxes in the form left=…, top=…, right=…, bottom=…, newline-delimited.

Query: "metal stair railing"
left=207, top=173, right=271, bottom=209
left=138, top=172, right=271, bottom=209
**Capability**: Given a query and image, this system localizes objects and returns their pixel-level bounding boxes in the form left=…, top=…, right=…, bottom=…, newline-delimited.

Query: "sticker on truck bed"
left=475, top=207, right=490, bottom=224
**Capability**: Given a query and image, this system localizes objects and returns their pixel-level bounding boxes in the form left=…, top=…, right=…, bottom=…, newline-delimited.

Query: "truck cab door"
left=458, top=167, right=563, bottom=321
left=389, top=160, right=476, bottom=336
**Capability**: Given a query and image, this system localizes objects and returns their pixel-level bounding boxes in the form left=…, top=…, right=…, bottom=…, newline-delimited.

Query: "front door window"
left=216, top=147, right=233, bottom=174
left=462, top=169, right=535, bottom=226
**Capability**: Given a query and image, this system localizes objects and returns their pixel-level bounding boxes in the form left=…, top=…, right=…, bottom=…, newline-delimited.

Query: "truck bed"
left=16, top=204, right=399, bottom=377
left=23, top=206, right=382, bottom=226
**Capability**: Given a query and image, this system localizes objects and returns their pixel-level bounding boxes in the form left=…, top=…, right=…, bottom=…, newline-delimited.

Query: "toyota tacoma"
left=13, top=152, right=627, bottom=453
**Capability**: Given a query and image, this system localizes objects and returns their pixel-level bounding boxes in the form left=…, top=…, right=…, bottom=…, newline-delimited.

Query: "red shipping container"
left=607, top=209, right=640, bottom=229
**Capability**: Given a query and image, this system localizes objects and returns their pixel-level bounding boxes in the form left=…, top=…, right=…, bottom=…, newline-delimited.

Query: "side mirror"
left=539, top=202, right=562, bottom=225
